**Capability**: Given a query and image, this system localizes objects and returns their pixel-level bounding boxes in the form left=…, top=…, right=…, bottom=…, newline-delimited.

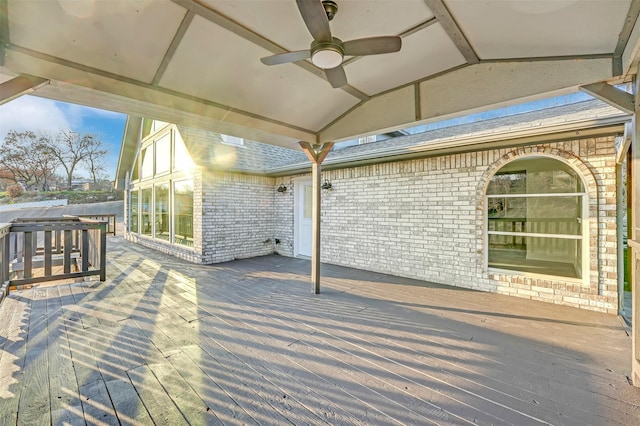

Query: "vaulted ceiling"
left=1, top=0, right=639, bottom=150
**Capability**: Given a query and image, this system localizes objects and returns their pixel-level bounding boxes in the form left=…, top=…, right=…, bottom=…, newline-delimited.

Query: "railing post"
left=1, top=226, right=9, bottom=284
left=100, top=223, right=106, bottom=281
left=24, top=231, right=32, bottom=279
left=44, top=230, right=52, bottom=276
left=64, top=229, right=72, bottom=274
left=81, top=229, right=89, bottom=272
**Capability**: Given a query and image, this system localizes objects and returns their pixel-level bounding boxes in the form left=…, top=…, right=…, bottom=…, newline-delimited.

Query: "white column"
left=299, top=142, right=334, bottom=294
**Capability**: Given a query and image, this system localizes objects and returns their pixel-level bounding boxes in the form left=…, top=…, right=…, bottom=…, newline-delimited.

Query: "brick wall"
left=273, top=176, right=305, bottom=257
left=277, top=136, right=620, bottom=314
left=200, top=171, right=276, bottom=263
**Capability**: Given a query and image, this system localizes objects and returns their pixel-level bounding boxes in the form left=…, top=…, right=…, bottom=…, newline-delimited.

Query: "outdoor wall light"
left=277, top=183, right=287, bottom=193
left=321, top=179, right=332, bottom=190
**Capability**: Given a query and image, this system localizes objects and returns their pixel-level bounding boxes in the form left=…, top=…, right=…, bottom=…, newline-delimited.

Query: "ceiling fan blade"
left=296, top=0, right=332, bottom=41
left=343, top=36, right=402, bottom=56
left=325, top=65, right=347, bottom=88
left=260, top=50, right=311, bottom=66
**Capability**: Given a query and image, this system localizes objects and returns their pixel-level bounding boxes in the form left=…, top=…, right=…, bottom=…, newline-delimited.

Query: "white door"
left=295, top=178, right=313, bottom=257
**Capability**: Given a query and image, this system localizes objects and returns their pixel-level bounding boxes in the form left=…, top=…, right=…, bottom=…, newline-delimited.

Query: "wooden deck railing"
left=0, top=217, right=106, bottom=304
left=74, top=214, right=117, bottom=235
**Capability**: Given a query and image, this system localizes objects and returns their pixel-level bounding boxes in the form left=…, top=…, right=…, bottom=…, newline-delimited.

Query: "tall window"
left=141, top=145, right=154, bottom=178
left=155, top=133, right=171, bottom=175
left=486, top=156, right=586, bottom=279
left=174, top=133, right=195, bottom=171
left=155, top=184, right=170, bottom=241
left=174, top=180, right=194, bottom=247
left=130, top=189, right=139, bottom=233
left=141, top=187, right=153, bottom=236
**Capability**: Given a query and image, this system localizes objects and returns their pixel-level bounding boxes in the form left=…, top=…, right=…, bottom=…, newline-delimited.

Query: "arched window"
left=486, top=156, right=586, bottom=279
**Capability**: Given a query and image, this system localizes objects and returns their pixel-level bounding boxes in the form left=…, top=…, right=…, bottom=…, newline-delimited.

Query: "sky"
left=0, top=95, right=127, bottom=180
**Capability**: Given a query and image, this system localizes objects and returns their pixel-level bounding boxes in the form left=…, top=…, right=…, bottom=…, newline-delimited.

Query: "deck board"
left=0, top=236, right=639, bottom=425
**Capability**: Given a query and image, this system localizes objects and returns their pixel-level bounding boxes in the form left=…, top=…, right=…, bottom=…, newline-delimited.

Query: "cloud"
left=0, top=95, right=127, bottom=180
left=0, top=95, right=70, bottom=141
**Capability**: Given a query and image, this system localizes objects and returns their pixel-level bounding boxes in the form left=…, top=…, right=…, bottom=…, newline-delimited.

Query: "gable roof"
left=117, top=98, right=629, bottom=186
left=267, top=99, right=629, bottom=175
left=176, top=126, right=307, bottom=173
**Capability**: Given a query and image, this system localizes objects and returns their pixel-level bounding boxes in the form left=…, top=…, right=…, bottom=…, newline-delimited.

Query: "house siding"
left=123, top=121, right=621, bottom=314
left=276, top=135, right=619, bottom=314
left=201, top=171, right=276, bottom=263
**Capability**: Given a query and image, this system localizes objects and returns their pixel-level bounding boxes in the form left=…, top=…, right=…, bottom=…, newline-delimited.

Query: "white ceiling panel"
left=201, top=0, right=311, bottom=52
left=446, top=0, right=632, bottom=59
left=158, top=15, right=359, bottom=131
left=208, top=0, right=433, bottom=52
left=345, top=23, right=466, bottom=95
left=1, top=0, right=636, bottom=148
left=318, top=0, right=433, bottom=40
left=7, top=0, right=186, bottom=83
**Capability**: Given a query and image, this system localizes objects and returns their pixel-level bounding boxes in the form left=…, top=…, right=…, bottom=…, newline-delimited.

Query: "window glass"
left=130, top=189, right=139, bottom=233
left=155, top=184, right=170, bottom=241
left=174, top=133, right=195, bottom=171
left=155, top=133, right=171, bottom=175
left=141, top=187, right=153, bottom=236
left=487, top=157, right=583, bottom=195
left=174, top=180, right=194, bottom=247
left=141, top=145, right=154, bottom=178
left=487, top=156, right=585, bottom=279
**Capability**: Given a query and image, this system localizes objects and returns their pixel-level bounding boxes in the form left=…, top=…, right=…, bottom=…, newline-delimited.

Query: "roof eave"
left=266, top=114, right=630, bottom=177
left=114, top=115, right=142, bottom=190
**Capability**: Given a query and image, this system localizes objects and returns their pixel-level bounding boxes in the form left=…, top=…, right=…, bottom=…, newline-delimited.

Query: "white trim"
left=293, top=176, right=312, bottom=257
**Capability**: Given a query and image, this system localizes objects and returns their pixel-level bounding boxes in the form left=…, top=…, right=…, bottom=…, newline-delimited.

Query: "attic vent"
left=358, top=135, right=376, bottom=144
left=221, top=134, right=244, bottom=147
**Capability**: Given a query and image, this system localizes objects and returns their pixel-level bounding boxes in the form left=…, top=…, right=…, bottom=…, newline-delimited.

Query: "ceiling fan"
left=260, top=0, right=402, bottom=88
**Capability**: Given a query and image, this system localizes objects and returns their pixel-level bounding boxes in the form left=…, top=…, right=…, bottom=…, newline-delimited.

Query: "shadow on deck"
left=0, top=236, right=638, bottom=425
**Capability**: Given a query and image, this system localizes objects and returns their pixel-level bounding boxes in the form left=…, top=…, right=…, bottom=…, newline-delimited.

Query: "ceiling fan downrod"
left=322, top=1, right=338, bottom=21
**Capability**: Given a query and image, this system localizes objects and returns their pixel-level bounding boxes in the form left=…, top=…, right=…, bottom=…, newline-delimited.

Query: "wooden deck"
left=1, top=237, right=639, bottom=425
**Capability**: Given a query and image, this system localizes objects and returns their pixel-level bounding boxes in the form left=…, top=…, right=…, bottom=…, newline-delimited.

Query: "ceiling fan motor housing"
left=311, top=37, right=344, bottom=69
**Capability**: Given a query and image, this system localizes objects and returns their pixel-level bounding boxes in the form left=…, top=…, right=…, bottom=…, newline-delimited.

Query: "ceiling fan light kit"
left=311, top=39, right=344, bottom=69
left=260, top=0, right=402, bottom=87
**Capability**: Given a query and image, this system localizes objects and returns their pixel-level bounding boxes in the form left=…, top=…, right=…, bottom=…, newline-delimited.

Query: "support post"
left=631, top=77, right=640, bottom=386
left=299, top=141, right=334, bottom=294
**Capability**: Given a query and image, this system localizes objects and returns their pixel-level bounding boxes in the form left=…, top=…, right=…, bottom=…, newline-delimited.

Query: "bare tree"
left=83, top=138, right=108, bottom=185
left=0, top=130, right=59, bottom=190
left=43, top=130, right=106, bottom=189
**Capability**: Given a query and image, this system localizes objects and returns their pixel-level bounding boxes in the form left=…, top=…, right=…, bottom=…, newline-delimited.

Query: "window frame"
left=173, top=178, right=194, bottom=248
left=484, top=157, right=589, bottom=283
